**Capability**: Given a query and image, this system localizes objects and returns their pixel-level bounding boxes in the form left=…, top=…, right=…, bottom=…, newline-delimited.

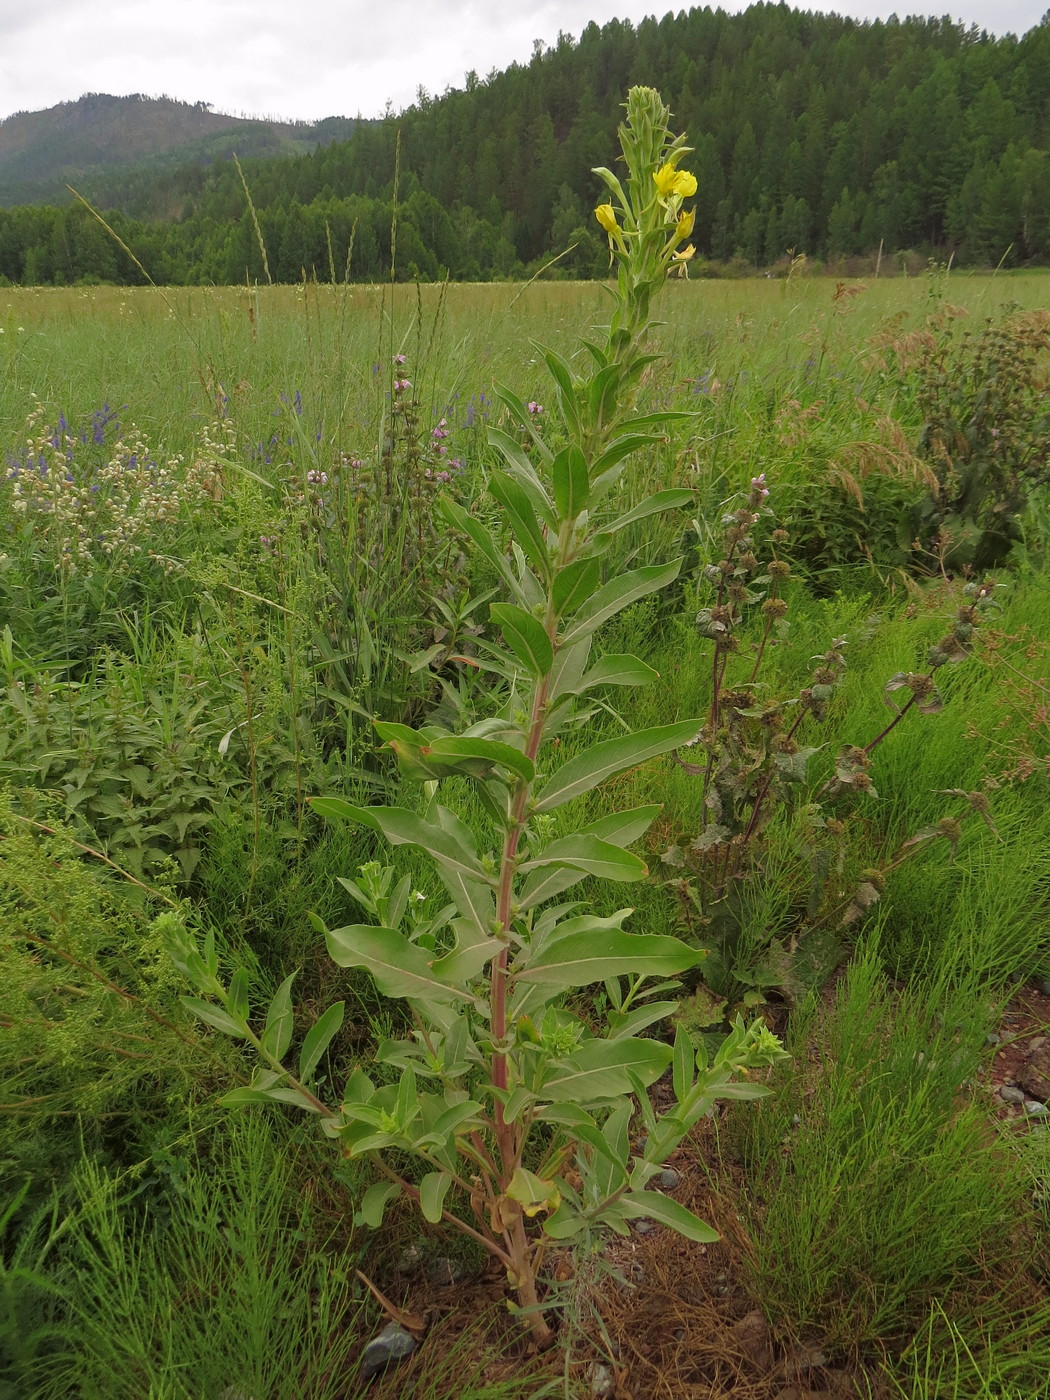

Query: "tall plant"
left=165, top=88, right=784, bottom=1346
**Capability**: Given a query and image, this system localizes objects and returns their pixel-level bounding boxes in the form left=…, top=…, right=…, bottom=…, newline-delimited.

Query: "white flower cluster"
left=6, top=398, right=221, bottom=571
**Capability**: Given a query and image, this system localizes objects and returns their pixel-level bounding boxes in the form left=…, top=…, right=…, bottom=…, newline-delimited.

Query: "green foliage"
left=903, top=306, right=1050, bottom=569
left=0, top=796, right=235, bottom=1190
left=26, top=1115, right=367, bottom=1400
left=737, top=948, right=1028, bottom=1353
left=167, top=89, right=788, bottom=1346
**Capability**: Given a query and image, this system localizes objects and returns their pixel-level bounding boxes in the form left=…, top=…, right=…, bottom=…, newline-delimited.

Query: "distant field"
left=3, top=274, right=1048, bottom=466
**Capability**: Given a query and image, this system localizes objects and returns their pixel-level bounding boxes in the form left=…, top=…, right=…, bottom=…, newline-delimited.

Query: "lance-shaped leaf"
left=437, top=497, right=526, bottom=605
left=260, top=971, right=297, bottom=1060
left=518, top=928, right=701, bottom=990
left=355, top=1181, right=401, bottom=1229
left=298, top=1001, right=344, bottom=1083
left=517, top=804, right=661, bottom=910
left=618, top=1191, right=719, bottom=1243
left=576, top=654, right=659, bottom=690
left=488, top=470, right=551, bottom=579
left=560, top=560, right=681, bottom=645
left=430, top=918, right=503, bottom=985
left=491, top=381, right=553, bottom=462
left=541, top=346, right=584, bottom=440
left=490, top=603, right=553, bottom=678
left=419, top=1171, right=454, bottom=1225
left=543, top=1037, right=673, bottom=1102
left=426, top=736, right=534, bottom=785
left=308, top=801, right=495, bottom=887
left=326, top=924, right=467, bottom=1004
left=486, top=428, right=554, bottom=518
left=552, top=443, right=590, bottom=520
left=181, top=997, right=249, bottom=1040
left=552, top=557, right=601, bottom=619
left=518, top=834, right=647, bottom=883
left=533, top=719, right=704, bottom=813
left=592, top=489, right=695, bottom=543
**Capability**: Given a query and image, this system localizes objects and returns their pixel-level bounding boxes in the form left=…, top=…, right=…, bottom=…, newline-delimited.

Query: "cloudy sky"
left=1, top=0, right=1046, bottom=125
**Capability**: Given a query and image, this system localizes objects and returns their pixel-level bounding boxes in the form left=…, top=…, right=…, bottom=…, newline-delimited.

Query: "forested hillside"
left=2, top=2, right=1049, bottom=284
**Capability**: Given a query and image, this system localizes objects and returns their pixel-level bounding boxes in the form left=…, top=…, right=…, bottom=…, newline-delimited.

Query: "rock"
left=729, top=1309, right=773, bottom=1372
left=634, top=1218, right=656, bottom=1235
left=1039, top=980, right=1050, bottom=997
left=424, top=1255, right=465, bottom=1286
left=1018, top=1041, right=1050, bottom=1102
left=999, top=1085, right=1027, bottom=1105
left=986, top=1033, right=1001, bottom=1046
left=1025, top=1100, right=1050, bottom=1117
left=360, top=1323, right=417, bottom=1381
left=395, top=1243, right=423, bottom=1275
left=659, top=1168, right=681, bottom=1190
left=588, top=1361, right=616, bottom=1397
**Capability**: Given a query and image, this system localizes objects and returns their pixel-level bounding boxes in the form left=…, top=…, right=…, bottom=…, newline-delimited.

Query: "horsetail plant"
left=163, top=87, right=786, bottom=1348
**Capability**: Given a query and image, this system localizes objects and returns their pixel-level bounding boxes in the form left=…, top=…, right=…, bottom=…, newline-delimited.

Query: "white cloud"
left=0, top=0, right=1046, bottom=125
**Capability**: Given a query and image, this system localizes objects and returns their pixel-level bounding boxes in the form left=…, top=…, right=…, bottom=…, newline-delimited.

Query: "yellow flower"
left=676, top=208, right=696, bottom=240
left=671, top=243, right=696, bottom=262
left=595, top=203, right=620, bottom=235
left=654, top=164, right=698, bottom=198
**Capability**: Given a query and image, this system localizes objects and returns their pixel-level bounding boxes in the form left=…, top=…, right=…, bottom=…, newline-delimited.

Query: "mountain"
left=0, top=93, right=360, bottom=207
left=1, top=6, right=1049, bottom=282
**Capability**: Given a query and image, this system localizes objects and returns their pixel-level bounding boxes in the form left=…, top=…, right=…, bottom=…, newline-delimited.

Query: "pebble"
left=360, top=1323, right=418, bottom=1381
left=588, top=1362, right=615, bottom=1398
left=425, top=1256, right=465, bottom=1286
left=396, top=1243, right=423, bottom=1275
left=634, top=1218, right=656, bottom=1235
left=999, top=1085, right=1027, bottom=1105
left=1025, top=1100, right=1050, bottom=1117
left=986, top=1033, right=1001, bottom=1046
left=658, top=1168, right=680, bottom=1190
left=1040, top=980, right=1050, bottom=997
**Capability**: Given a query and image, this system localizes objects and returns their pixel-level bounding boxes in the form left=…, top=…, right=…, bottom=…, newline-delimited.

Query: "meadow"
left=2, top=241, right=1050, bottom=1400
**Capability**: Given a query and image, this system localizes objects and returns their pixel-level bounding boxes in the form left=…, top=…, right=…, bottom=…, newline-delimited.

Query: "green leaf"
left=561, top=560, right=681, bottom=644
left=181, top=997, right=248, bottom=1040
left=427, top=736, right=534, bottom=785
left=298, top=1001, right=345, bottom=1082
left=519, top=834, right=647, bottom=883
left=436, top=497, right=526, bottom=604
left=419, top=1171, right=454, bottom=1224
left=355, top=1181, right=401, bottom=1229
left=518, top=929, right=701, bottom=989
left=325, top=925, right=466, bottom=1004
left=227, top=967, right=250, bottom=1023
left=618, top=1191, right=719, bottom=1243
left=489, top=603, right=553, bottom=678
left=551, top=557, right=601, bottom=619
left=552, top=444, right=590, bottom=519
left=534, top=720, right=704, bottom=813
left=544, top=1038, right=673, bottom=1102
left=672, top=1024, right=693, bottom=1105
left=577, top=654, right=659, bottom=690
left=486, top=428, right=554, bottom=518
left=488, top=470, right=551, bottom=579
left=261, top=971, right=297, bottom=1061
left=309, top=802, right=493, bottom=886
left=541, top=346, right=584, bottom=440
left=517, top=806, right=661, bottom=910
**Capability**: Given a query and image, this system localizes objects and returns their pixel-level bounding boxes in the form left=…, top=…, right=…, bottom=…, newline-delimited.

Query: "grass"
left=1, top=270, right=1049, bottom=1395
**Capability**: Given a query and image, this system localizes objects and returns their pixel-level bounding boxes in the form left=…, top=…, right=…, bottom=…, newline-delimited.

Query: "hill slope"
left=0, top=93, right=359, bottom=206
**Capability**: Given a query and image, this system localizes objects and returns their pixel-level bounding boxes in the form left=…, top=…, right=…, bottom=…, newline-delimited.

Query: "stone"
left=1018, top=1041, right=1050, bottom=1102
left=360, top=1323, right=417, bottom=1381
left=658, top=1168, right=681, bottom=1190
left=633, top=1218, right=656, bottom=1235
left=1039, top=980, right=1050, bottom=997
left=999, top=1085, right=1027, bottom=1104
left=1025, top=1100, right=1050, bottom=1117
left=395, top=1243, right=423, bottom=1275
left=588, top=1361, right=616, bottom=1397
left=424, top=1255, right=465, bottom=1286
left=729, top=1309, right=773, bottom=1372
